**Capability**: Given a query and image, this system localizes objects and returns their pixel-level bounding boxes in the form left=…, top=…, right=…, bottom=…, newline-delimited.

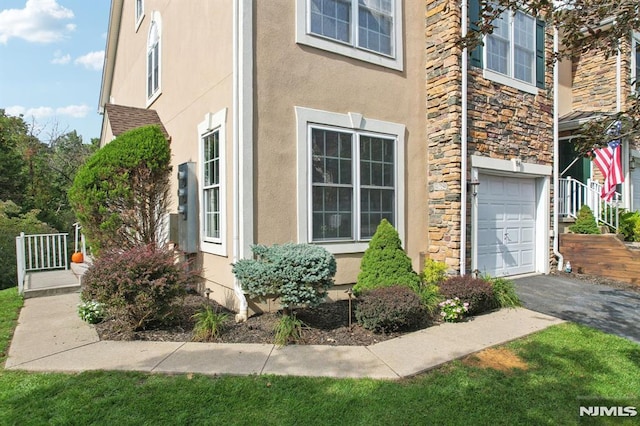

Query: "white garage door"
left=477, top=174, right=536, bottom=277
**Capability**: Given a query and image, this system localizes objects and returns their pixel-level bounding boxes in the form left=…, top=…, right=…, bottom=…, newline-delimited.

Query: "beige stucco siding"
left=253, top=1, right=428, bottom=284
left=102, top=0, right=238, bottom=305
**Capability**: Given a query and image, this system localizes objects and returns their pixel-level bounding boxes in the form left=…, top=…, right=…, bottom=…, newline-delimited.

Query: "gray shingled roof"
left=105, top=104, right=169, bottom=139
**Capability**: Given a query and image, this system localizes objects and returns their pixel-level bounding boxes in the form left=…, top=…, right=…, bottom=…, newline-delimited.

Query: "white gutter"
left=232, top=0, right=252, bottom=322
left=460, top=0, right=468, bottom=275
left=553, top=26, right=564, bottom=271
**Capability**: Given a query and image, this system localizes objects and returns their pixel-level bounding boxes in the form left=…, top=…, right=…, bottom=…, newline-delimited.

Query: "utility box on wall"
left=177, top=162, right=198, bottom=253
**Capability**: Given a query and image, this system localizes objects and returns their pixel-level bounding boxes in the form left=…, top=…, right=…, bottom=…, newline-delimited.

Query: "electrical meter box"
left=177, top=162, right=198, bottom=253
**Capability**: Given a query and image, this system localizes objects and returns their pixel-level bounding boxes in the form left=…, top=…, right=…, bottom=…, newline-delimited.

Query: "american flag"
left=593, top=121, right=624, bottom=201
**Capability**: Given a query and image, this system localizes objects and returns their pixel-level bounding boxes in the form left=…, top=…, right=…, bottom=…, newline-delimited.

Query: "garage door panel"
left=477, top=174, right=537, bottom=277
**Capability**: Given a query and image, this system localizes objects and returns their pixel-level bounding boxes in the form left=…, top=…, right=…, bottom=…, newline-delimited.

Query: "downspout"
left=460, top=0, right=468, bottom=275
left=553, top=26, right=564, bottom=270
left=232, top=0, right=248, bottom=322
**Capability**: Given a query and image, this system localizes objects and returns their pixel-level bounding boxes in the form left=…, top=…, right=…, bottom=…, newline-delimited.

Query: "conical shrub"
left=354, top=219, right=420, bottom=295
left=569, top=205, right=601, bottom=234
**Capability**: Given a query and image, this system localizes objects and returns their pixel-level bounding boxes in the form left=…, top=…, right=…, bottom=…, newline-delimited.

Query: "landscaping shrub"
left=569, top=205, right=601, bottom=234
left=191, top=306, right=229, bottom=342
left=232, top=243, right=336, bottom=313
left=81, top=245, right=194, bottom=332
left=439, top=275, right=496, bottom=315
left=354, top=219, right=420, bottom=295
left=484, top=275, right=521, bottom=308
left=411, top=258, right=447, bottom=314
left=69, top=125, right=171, bottom=253
left=0, top=200, right=55, bottom=289
left=355, top=285, right=425, bottom=333
left=273, top=314, right=304, bottom=347
left=618, top=210, right=640, bottom=242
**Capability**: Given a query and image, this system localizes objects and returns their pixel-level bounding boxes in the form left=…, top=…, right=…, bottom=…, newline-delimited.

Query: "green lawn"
left=1, top=287, right=639, bottom=425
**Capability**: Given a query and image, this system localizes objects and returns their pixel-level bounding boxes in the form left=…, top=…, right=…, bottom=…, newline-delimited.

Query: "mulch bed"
left=94, top=295, right=428, bottom=346
left=94, top=272, right=639, bottom=346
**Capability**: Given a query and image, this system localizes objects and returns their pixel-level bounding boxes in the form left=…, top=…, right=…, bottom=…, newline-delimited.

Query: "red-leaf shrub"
left=439, top=276, right=496, bottom=315
left=355, top=285, right=425, bottom=333
left=82, top=245, right=195, bottom=331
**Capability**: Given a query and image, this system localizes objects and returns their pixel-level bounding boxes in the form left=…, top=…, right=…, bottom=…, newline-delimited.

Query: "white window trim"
left=483, top=9, right=538, bottom=95
left=146, top=11, right=162, bottom=106
left=135, top=0, right=144, bottom=32
left=632, top=32, right=640, bottom=93
left=296, top=106, right=405, bottom=254
left=198, top=108, right=228, bottom=257
left=295, top=0, right=404, bottom=71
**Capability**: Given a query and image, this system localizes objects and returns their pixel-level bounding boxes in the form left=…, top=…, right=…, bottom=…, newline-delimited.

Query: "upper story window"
left=146, top=12, right=161, bottom=104
left=135, top=0, right=144, bottom=30
left=469, top=0, right=545, bottom=94
left=296, top=0, right=404, bottom=71
left=633, top=33, right=640, bottom=93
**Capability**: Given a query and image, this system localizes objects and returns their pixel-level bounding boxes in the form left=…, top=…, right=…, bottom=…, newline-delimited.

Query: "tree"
left=354, top=219, right=421, bottom=295
left=0, top=110, right=28, bottom=205
left=69, top=125, right=172, bottom=252
left=463, top=1, right=640, bottom=155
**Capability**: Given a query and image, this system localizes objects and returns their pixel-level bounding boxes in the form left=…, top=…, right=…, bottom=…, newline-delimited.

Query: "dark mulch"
left=94, top=272, right=639, bottom=346
left=94, top=295, right=427, bottom=346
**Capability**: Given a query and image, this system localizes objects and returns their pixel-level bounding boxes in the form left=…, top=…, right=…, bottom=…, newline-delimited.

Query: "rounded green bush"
left=354, top=219, right=420, bottom=295
left=569, top=205, right=601, bottom=234
left=69, top=125, right=171, bottom=253
left=355, top=285, right=425, bottom=333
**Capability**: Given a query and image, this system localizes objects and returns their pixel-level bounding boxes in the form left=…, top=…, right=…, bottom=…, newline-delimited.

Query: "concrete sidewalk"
left=5, top=293, right=563, bottom=379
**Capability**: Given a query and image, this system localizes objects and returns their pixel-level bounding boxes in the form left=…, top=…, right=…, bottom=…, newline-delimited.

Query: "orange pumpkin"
left=71, top=252, right=84, bottom=263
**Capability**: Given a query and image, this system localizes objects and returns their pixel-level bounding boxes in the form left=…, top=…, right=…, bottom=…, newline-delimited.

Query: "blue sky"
left=0, top=0, right=110, bottom=143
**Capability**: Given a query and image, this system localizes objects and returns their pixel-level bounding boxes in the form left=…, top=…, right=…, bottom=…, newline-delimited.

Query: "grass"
left=1, top=287, right=639, bottom=425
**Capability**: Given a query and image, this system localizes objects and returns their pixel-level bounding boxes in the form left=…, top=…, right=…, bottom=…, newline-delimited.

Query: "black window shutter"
left=536, top=19, right=545, bottom=88
left=469, top=0, right=482, bottom=68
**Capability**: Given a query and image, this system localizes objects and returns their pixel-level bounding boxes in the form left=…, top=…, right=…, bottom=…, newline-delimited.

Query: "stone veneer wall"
left=426, top=0, right=463, bottom=272
left=426, top=1, right=555, bottom=273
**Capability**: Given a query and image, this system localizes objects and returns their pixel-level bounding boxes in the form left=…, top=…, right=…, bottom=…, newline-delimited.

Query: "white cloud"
left=5, top=104, right=91, bottom=119
left=74, top=50, right=104, bottom=71
left=51, top=50, right=70, bottom=65
left=0, top=0, right=75, bottom=44
left=56, top=104, right=91, bottom=118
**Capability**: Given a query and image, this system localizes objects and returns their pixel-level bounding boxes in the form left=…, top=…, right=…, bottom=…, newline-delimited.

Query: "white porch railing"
left=558, top=177, right=621, bottom=231
left=15, top=232, right=69, bottom=294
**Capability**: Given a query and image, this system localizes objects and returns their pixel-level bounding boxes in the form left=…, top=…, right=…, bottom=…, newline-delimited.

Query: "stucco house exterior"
left=99, top=0, right=569, bottom=315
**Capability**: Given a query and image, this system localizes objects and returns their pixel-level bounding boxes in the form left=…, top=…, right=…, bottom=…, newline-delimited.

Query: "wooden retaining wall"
left=559, top=234, right=640, bottom=285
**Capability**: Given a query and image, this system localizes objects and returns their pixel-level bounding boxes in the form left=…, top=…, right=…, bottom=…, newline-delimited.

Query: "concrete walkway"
left=5, top=292, right=563, bottom=379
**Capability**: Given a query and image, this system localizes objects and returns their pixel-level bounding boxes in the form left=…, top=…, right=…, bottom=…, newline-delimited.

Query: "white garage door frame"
left=470, top=155, right=552, bottom=277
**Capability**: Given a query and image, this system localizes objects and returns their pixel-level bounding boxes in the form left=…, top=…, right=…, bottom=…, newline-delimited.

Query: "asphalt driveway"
left=513, top=274, right=640, bottom=344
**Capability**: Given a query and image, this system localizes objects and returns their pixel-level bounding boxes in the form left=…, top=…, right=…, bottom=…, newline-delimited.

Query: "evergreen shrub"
left=232, top=243, right=336, bottom=312
left=355, top=285, right=425, bottom=333
left=618, top=210, right=640, bottom=241
left=569, top=205, right=601, bottom=234
left=354, top=219, right=420, bottom=295
left=81, top=244, right=193, bottom=332
left=69, top=125, right=171, bottom=253
left=439, top=276, right=496, bottom=315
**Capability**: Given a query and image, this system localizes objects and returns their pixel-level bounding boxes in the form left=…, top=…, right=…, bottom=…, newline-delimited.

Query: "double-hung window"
left=633, top=33, right=640, bottom=93
left=469, top=0, right=545, bottom=94
left=297, top=107, right=405, bottom=254
left=146, top=12, right=161, bottom=104
left=198, top=109, right=227, bottom=256
left=296, top=0, right=403, bottom=71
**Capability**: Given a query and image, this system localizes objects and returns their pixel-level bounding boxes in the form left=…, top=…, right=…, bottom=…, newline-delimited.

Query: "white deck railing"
left=15, top=232, right=69, bottom=294
left=558, top=177, right=621, bottom=231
